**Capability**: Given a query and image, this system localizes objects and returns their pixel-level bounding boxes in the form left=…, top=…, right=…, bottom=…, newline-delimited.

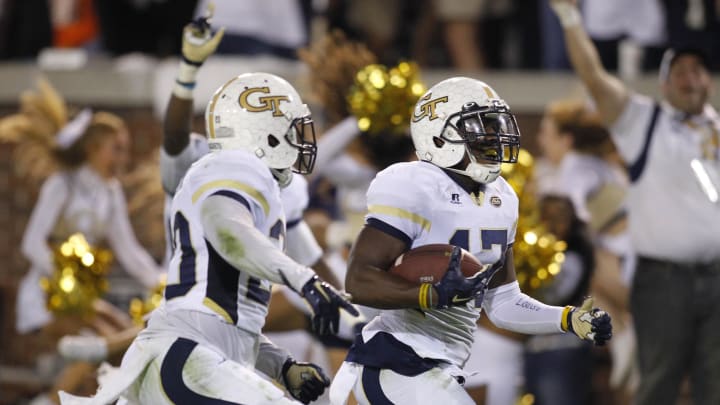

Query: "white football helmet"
left=410, top=77, right=520, bottom=183
left=205, top=72, right=317, bottom=178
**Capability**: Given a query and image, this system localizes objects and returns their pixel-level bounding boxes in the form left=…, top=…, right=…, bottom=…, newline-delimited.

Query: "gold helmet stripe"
left=482, top=85, right=495, bottom=99
left=206, top=78, right=237, bottom=139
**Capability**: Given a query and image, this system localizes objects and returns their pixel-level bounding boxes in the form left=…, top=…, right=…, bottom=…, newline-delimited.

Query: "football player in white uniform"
left=61, top=72, right=358, bottom=405
left=329, top=77, right=612, bottom=405
left=57, top=10, right=343, bottom=373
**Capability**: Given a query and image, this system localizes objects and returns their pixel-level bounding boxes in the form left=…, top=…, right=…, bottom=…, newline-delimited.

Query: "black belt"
left=638, top=256, right=720, bottom=274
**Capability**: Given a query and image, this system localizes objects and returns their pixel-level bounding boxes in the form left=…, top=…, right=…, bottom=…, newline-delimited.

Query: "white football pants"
left=134, top=337, right=299, bottom=405
left=329, top=362, right=474, bottom=405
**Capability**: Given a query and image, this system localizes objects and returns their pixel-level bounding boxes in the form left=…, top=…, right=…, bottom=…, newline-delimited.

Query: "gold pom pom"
left=129, top=274, right=166, bottom=326
left=41, top=233, right=113, bottom=316
left=347, top=62, right=426, bottom=136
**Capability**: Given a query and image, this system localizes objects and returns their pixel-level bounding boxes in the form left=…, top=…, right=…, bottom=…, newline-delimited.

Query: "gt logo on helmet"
left=412, top=93, right=449, bottom=122
left=238, top=87, right=289, bottom=117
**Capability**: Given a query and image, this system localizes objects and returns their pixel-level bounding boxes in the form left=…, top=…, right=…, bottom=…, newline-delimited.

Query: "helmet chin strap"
left=445, top=153, right=501, bottom=184
left=271, top=168, right=294, bottom=188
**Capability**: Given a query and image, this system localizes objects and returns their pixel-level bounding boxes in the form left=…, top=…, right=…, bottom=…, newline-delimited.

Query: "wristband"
left=561, top=305, right=573, bottom=332
left=419, top=283, right=432, bottom=310
left=172, top=61, right=199, bottom=99
left=552, top=3, right=582, bottom=28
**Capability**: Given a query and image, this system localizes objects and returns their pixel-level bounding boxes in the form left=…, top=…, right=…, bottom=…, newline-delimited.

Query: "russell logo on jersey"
left=448, top=193, right=502, bottom=207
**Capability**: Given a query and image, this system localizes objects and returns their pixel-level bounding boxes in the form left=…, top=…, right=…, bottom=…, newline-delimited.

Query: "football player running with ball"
left=329, top=77, right=612, bottom=405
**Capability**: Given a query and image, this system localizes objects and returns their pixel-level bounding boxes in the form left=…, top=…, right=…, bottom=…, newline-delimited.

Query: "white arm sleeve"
left=256, top=334, right=291, bottom=381
left=21, top=174, right=68, bottom=273
left=285, top=220, right=323, bottom=267
left=200, top=194, right=315, bottom=292
left=106, top=185, right=162, bottom=289
left=483, top=281, right=566, bottom=334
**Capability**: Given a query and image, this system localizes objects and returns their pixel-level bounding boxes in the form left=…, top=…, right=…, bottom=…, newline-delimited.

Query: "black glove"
left=566, top=297, right=613, bottom=345
left=301, top=276, right=360, bottom=336
left=433, top=246, right=488, bottom=309
left=281, top=359, right=330, bottom=404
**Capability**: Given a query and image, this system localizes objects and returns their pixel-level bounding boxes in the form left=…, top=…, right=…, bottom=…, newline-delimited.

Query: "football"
left=389, top=244, right=485, bottom=285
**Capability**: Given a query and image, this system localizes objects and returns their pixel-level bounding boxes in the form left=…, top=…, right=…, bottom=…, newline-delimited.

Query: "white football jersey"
left=361, top=161, right=518, bottom=366
left=160, top=134, right=309, bottom=265
left=162, top=149, right=286, bottom=334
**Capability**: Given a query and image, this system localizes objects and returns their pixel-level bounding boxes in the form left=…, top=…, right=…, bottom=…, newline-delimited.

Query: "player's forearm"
left=311, top=258, right=342, bottom=290
left=163, top=94, right=194, bottom=155
left=256, top=334, right=291, bottom=382
left=553, top=2, right=628, bottom=123
left=200, top=196, right=315, bottom=292
left=164, top=58, right=197, bottom=156
left=483, top=281, right=566, bottom=334
left=562, top=25, right=607, bottom=92
left=345, top=262, right=430, bottom=309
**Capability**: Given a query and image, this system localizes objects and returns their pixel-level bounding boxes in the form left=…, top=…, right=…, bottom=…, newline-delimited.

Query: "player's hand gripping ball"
left=391, top=244, right=490, bottom=308
left=390, top=244, right=485, bottom=284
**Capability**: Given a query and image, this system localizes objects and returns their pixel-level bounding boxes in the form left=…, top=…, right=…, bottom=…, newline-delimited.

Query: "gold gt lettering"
left=239, top=87, right=289, bottom=117
left=412, top=93, right=449, bottom=122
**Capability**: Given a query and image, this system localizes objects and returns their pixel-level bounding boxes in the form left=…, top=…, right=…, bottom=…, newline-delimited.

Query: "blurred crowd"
left=0, top=0, right=719, bottom=72
left=0, top=1, right=718, bottom=405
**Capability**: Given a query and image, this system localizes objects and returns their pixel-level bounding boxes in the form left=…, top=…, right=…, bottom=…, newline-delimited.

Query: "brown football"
left=389, top=244, right=485, bottom=285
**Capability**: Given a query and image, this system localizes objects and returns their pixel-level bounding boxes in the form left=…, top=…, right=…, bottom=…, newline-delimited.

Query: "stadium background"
left=0, top=0, right=718, bottom=403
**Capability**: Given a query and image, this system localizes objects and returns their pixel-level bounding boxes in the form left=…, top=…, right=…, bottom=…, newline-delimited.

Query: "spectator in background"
left=0, top=80, right=163, bottom=404
left=341, top=0, right=403, bottom=63
left=0, top=0, right=52, bottom=59
left=51, top=0, right=98, bottom=49
left=193, top=0, right=311, bottom=59
left=431, top=0, right=487, bottom=70
left=536, top=99, right=638, bottom=397
left=552, top=1, right=720, bottom=404
left=540, top=0, right=667, bottom=72
left=662, top=0, right=720, bottom=70
left=524, top=195, right=595, bottom=405
left=94, top=0, right=195, bottom=56
left=581, top=0, right=666, bottom=72
left=539, top=0, right=571, bottom=70
left=432, top=0, right=517, bottom=70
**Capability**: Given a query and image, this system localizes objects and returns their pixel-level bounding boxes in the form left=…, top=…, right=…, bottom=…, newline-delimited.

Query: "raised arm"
left=551, top=0, right=629, bottom=125
left=164, top=5, right=224, bottom=155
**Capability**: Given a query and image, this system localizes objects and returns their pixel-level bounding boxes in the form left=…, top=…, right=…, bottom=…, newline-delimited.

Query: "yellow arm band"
left=561, top=305, right=573, bottom=332
left=419, top=283, right=431, bottom=310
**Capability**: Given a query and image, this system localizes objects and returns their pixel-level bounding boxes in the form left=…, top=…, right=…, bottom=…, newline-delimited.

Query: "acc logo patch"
left=238, top=87, right=289, bottom=117
left=412, top=93, right=449, bottom=122
left=490, top=196, right=502, bottom=207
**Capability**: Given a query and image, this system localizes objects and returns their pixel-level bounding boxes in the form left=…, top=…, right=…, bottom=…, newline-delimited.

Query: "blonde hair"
left=54, top=111, right=126, bottom=168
